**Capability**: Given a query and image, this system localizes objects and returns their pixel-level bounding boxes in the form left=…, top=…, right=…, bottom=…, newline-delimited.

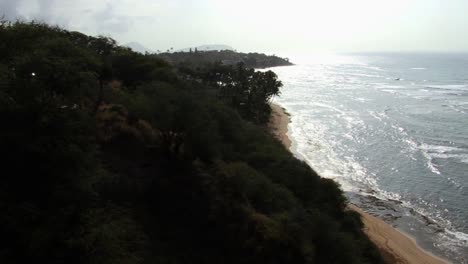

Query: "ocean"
left=270, top=53, right=468, bottom=263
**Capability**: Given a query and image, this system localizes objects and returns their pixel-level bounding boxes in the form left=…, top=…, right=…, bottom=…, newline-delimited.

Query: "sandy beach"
left=269, top=103, right=448, bottom=264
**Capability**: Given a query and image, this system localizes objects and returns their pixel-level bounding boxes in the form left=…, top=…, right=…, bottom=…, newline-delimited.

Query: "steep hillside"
left=0, top=21, right=382, bottom=264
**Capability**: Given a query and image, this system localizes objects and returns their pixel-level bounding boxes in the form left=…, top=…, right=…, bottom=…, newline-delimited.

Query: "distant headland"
left=157, top=49, right=293, bottom=69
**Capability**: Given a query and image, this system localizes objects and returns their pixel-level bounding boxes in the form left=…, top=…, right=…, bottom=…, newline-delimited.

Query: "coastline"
left=269, top=103, right=448, bottom=264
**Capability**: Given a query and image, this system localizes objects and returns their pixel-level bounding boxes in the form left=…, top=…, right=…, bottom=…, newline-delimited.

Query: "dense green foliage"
left=177, top=62, right=283, bottom=124
left=0, top=21, right=383, bottom=264
left=157, top=49, right=293, bottom=69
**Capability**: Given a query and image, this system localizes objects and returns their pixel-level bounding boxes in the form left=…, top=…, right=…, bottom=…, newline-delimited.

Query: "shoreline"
left=269, top=103, right=448, bottom=264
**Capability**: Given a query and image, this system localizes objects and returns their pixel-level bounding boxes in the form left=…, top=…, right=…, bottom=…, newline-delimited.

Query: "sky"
left=1, top=0, right=468, bottom=54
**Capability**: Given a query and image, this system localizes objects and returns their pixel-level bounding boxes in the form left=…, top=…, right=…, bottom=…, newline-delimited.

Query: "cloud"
left=34, top=0, right=71, bottom=27
left=37, top=0, right=54, bottom=17
left=0, top=0, right=140, bottom=35
left=92, top=2, right=134, bottom=34
left=3, top=0, right=466, bottom=53
left=0, top=0, right=25, bottom=20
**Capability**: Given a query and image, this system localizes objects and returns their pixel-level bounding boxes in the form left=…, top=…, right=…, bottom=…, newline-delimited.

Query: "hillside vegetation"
left=0, top=21, right=383, bottom=264
left=157, top=49, right=293, bottom=69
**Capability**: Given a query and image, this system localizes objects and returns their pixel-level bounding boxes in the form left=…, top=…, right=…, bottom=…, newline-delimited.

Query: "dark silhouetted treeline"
left=157, top=49, right=293, bottom=69
left=0, top=21, right=383, bottom=264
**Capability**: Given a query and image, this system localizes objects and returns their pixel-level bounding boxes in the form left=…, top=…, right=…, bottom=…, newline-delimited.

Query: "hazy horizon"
left=2, top=0, right=468, bottom=54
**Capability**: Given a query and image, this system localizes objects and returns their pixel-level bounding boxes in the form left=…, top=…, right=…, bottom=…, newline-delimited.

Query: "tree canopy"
left=157, top=49, right=293, bottom=69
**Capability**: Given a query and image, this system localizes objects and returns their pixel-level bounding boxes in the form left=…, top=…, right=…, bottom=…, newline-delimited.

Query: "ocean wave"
left=419, top=144, right=457, bottom=175
left=288, top=116, right=378, bottom=194
left=446, top=177, right=464, bottom=189
left=380, top=84, right=405, bottom=89
left=354, top=97, right=372, bottom=103
left=369, top=110, right=390, bottom=121
left=361, top=65, right=385, bottom=72
left=431, top=153, right=468, bottom=163
left=381, top=89, right=399, bottom=95
left=445, top=229, right=468, bottom=245
left=425, top=84, right=468, bottom=91
left=368, top=111, right=383, bottom=121
left=416, top=143, right=468, bottom=177
left=391, top=124, right=407, bottom=135
left=449, top=105, right=468, bottom=114
left=420, top=143, right=462, bottom=154
left=346, top=72, right=383, bottom=78
left=311, top=102, right=347, bottom=115
left=402, top=199, right=468, bottom=262
left=426, top=157, right=441, bottom=174
left=404, top=139, right=419, bottom=152
left=411, top=67, right=427, bottom=70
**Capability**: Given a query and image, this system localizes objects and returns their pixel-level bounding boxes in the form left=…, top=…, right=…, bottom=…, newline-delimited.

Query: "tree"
left=246, top=70, right=282, bottom=123
left=88, top=36, right=118, bottom=113
left=196, top=63, right=281, bottom=124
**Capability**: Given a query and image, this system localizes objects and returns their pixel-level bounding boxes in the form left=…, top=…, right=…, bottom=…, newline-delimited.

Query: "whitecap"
left=425, top=84, right=468, bottom=91
left=354, top=97, right=372, bottom=102
left=404, top=139, right=419, bottom=152
left=368, top=111, right=383, bottom=121
left=430, top=153, right=468, bottom=165
left=421, top=150, right=441, bottom=175
left=445, top=230, right=468, bottom=245
left=427, top=160, right=441, bottom=175
left=382, top=89, right=398, bottom=94
left=420, top=144, right=461, bottom=154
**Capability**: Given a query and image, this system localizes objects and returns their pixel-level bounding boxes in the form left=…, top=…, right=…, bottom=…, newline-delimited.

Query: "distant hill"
left=178, top=44, right=234, bottom=52
left=158, top=49, right=293, bottom=69
left=124, top=42, right=153, bottom=54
